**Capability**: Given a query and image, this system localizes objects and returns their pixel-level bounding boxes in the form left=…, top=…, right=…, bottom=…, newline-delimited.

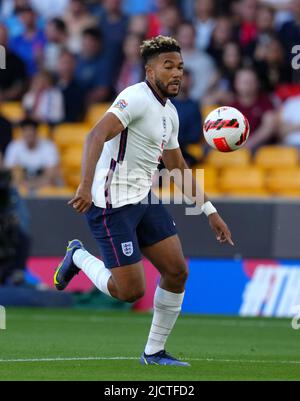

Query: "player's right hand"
left=68, top=185, right=92, bottom=214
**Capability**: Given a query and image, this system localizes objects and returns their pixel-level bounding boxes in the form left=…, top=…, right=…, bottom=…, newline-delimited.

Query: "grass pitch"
left=0, top=308, right=300, bottom=381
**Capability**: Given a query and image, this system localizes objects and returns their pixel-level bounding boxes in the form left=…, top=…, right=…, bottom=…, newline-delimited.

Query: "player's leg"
left=73, top=246, right=145, bottom=302
left=137, top=201, right=190, bottom=366
left=55, top=202, right=146, bottom=303
left=141, top=235, right=188, bottom=357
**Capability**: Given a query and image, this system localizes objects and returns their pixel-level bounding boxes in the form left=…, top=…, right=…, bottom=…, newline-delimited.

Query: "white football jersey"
left=92, top=81, right=180, bottom=208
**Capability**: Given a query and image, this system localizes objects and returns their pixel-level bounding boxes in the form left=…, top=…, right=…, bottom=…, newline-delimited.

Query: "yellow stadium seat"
left=206, top=148, right=251, bottom=168
left=185, top=143, right=204, bottom=162
left=61, top=149, right=82, bottom=171
left=53, top=124, right=90, bottom=150
left=36, top=186, right=74, bottom=198
left=86, top=103, right=110, bottom=126
left=201, top=104, right=219, bottom=119
left=267, top=168, right=300, bottom=196
left=220, top=167, right=265, bottom=194
left=193, top=165, right=218, bottom=191
left=225, top=189, right=270, bottom=198
left=254, top=146, right=299, bottom=169
left=65, top=173, right=81, bottom=190
left=0, top=102, right=24, bottom=122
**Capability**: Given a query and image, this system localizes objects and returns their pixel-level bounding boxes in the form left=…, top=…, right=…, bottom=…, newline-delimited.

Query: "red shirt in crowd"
left=231, top=95, right=274, bottom=132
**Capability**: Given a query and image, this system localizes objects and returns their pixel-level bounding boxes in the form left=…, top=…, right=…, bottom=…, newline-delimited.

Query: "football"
left=203, top=106, right=250, bottom=152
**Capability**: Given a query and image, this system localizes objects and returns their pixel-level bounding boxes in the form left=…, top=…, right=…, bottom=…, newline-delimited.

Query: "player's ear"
left=145, top=62, right=155, bottom=81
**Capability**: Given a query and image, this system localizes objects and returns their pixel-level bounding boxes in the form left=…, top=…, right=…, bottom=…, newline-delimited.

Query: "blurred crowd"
left=0, top=0, right=300, bottom=190
left=0, top=0, right=300, bottom=285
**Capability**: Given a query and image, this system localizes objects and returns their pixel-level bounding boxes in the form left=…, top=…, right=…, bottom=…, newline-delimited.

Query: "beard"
left=155, top=78, right=180, bottom=98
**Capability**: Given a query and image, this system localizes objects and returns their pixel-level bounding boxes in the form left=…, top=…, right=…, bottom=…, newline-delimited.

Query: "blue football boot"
left=140, top=350, right=190, bottom=367
left=54, top=239, right=84, bottom=291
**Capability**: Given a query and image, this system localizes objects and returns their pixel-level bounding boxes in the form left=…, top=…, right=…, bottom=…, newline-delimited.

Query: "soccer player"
left=54, top=36, right=234, bottom=366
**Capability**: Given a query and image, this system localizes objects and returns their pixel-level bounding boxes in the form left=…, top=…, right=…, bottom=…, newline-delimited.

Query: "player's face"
left=150, top=52, right=184, bottom=98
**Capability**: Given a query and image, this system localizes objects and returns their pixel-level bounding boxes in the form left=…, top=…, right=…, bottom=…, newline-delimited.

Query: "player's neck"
left=145, top=79, right=168, bottom=106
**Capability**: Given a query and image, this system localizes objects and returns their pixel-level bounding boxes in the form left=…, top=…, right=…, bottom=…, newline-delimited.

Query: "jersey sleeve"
left=164, top=107, right=180, bottom=150
left=106, top=86, right=145, bottom=129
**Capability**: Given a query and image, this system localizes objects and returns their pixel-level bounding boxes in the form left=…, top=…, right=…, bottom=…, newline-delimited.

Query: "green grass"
left=0, top=308, right=300, bottom=381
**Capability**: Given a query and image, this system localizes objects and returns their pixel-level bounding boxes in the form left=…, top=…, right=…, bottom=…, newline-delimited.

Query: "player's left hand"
left=208, top=213, right=234, bottom=246
left=68, top=184, right=92, bottom=214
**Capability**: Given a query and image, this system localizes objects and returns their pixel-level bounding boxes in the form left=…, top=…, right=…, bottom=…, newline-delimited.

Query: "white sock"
left=73, top=249, right=112, bottom=297
left=144, top=286, right=184, bottom=355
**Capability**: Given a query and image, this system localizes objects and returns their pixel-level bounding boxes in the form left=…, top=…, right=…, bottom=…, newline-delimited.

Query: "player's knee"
left=118, top=287, right=145, bottom=303
left=166, top=264, right=189, bottom=286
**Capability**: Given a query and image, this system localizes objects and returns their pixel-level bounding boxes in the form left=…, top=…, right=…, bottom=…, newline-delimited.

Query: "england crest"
left=121, top=242, right=134, bottom=257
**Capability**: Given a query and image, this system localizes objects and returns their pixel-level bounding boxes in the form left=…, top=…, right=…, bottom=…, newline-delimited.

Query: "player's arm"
left=163, top=148, right=234, bottom=245
left=68, top=113, right=124, bottom=213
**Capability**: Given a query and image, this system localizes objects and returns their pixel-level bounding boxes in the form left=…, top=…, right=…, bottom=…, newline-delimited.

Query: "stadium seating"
left=64, top=173, right=81, bottom=190
left=61, top=148, right=82, bottom=170
left=194, top=165, right=218, bottom=193
left=267, top=168, right=300, bottom=196
left=86, top=103, right=110, bottom=126
left=0, top=102, right=24, bottom=122
left=254, top=146, right=299, bottom=169
left=35, top=186, right=74, bottom=198
left=205, top=148, right=251, bottom=168
left=219, top=166, right=266, bottom=196
left=53, top=123, right=90, bottom=150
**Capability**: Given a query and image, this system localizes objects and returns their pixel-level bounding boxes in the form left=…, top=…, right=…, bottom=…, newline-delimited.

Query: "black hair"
left=82, top=27, right=102, bottom=42
left=140, top=35, right=181, bottom=64
left=19, top=119, right=39, bottom=129
left=49, top=18, right=67, bottom=33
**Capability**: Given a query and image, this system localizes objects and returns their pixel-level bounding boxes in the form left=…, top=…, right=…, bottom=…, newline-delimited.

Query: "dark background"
left=26, top=198, right=300, bottom=259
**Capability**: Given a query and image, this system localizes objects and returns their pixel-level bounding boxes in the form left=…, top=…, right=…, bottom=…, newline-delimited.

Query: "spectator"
left=96, top=0, right=129, bottom=81
left=122, top=0, right=155, bottom=16
left=0, top=23, right=27, bottom=100
left=0, top=94, right=13, bottom=156
left=76, top=27, right=113, bottom=104
left=204, top=41, right=243, bottom=105
left=231, top=68, right=277, bottom=151
left=278, top=0, right=300, bottom=60
left=177, top=22, right=217, bottom=101
left=23, top=70, right=65, bottom=124
left=9, top=5, right=46, bottom=76
left=0, top=165, right=31, bottom=286
left=29, top=0, right=69, bottom=19
left=44, top=18, right=68, bottom=72
left=172, top=70, right=202, bottom=165
left=235, top=0, right=258, bottom=49
left=1, top=0, right=29, bottom=39
left=245, top=4, right=275, bottom=58
left=116, top=33, right=144, bottom=93
left=278, top=95, right=300, bottom=146
left=158, top=5, right=182, bottom=37
left=56, top=50, right=85, bottom=122
left=4, top=119, right=61, bottom=192
left=194, top=0, right=216, bottom=51
left=179, top=0, right=195, bottom=21
left=128, top=14, right=148, bottom=37
left=254, top=35, right=293, bottom=91
left=64, top=0, right=97, bottom=54
left=207, top=17, right=234, bottom=65
left=146, top=0, right=176, bottom=38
